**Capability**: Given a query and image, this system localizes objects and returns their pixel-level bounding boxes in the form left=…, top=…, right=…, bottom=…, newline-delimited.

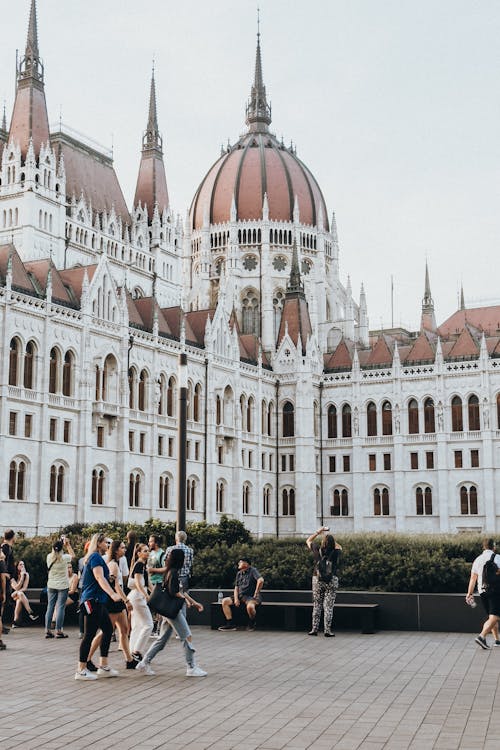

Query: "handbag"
left=149, top=583, right=183, bottom=619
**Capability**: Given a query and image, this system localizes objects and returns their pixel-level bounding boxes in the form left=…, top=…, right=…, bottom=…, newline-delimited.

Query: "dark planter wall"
left=189, top=589, right=485, bottom=632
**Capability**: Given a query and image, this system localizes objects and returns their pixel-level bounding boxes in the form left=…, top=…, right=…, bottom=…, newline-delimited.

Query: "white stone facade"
left=1, top=2, right=498, bottom=537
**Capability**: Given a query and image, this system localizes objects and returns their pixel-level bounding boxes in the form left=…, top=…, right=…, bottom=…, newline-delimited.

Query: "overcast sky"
left=1, top=0, right=499, bottom=331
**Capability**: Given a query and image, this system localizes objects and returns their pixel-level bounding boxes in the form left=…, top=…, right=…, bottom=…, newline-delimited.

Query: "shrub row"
left=10, top=520, right=482, bottom=593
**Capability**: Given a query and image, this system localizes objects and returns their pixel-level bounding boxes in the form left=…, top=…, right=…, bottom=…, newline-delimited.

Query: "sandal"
left=45, top=631, right=54, bottom=639
left=56, top=632, right=68, bottom=639
left=0, top=640, right=6, bottom=650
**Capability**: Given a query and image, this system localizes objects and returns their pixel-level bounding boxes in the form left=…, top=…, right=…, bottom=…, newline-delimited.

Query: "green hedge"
left=11, top=522, right=481, bottom=593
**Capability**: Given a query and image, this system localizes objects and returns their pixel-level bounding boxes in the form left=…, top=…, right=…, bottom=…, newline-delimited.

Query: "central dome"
left=190, top=34, right=328, bottom=232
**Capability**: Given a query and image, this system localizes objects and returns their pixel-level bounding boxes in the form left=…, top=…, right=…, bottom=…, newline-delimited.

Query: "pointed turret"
left=1, top=102, right=6, bottom=133
left=277, top=240, right=311, bottom=354
left=9, top=0, right=50, bottom=159
left=245, top=22, right=272, bottom=133
left=460, top=283, right=465, bottom=311
left=287, top=240, right=304, bottom=297
left=420, top=261, right=437, bottom=332
left=133, top=67, right=169, bottom=222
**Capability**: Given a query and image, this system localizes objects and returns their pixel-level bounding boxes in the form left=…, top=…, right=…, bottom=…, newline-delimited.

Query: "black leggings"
left=79, top=601, right=113, bottom=662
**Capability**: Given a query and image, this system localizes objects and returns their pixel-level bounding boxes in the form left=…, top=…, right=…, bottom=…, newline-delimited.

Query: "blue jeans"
left=143, top=611, right=195, bottom=667
left=45, top=588, right=68, bottom=631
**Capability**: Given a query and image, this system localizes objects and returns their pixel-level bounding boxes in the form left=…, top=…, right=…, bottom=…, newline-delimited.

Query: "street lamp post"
left=177, top=351, right=188, bottom=531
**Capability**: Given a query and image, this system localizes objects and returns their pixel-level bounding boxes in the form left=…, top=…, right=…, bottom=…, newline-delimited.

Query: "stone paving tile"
left=3, top=627, right=500, bottom=749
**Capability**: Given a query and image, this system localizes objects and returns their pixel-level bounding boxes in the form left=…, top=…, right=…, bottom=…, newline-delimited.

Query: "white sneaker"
left=136, top=660, right=155, bottom=675
left=97, top=666, right=119, bottom=678
left=186, top=665, right=207, bottom=677
left=75, top=669, right=97, bottom=681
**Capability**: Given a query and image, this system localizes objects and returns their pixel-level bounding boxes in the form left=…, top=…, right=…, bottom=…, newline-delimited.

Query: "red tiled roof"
left=9, top=80, right=50, bottom=158
left=184, top=309, right=214, bottom=345
left=446, top=326, right=480, bottom=359
left=367, top=336, right=393, bottom=366
left=277, top=296, right=312, bottom=355
left=25, top=259, right=74, bottom=305
left=0, top=243, right=36, bottom=293
left=403, top=331, right=435, bottom=363
left=59, top=264, right=97, bottom=303
left=134, top=151, right=169, bottom=220
left=325, top=339, right=352, bottom=369
left=52, top=135, right=131, bottom=225
left=439, top=306, right=500, bottom=337
left=134, top=297, right=172, bottom=336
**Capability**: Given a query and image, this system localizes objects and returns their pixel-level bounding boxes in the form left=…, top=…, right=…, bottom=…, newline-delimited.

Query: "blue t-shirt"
left=80, top=552, right=110, bottom=604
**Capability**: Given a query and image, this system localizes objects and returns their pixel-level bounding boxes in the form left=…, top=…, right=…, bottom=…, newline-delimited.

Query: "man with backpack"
left=466, top=538, right=500, bottom=649
left=306, top=527, right=342, bottom=637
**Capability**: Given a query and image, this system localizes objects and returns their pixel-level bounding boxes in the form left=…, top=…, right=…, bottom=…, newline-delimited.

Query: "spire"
left=143, top=65, right=162, bottom=152
left=1, top=102, right=6, bottom=132
left=133, top=67, right=169, bottom=221
left=420, top=261, right=436, bottom=332
left=422, top=261, right=433, bottom=309
left=9, top=0, right=49, bottom=159
left=460, top=283, right=465, bottom=310
left=287, top=239, right=304, bottom=297
left=245, top=15, right=272, bottom=132
left=20, top=0, right=43, bottom=83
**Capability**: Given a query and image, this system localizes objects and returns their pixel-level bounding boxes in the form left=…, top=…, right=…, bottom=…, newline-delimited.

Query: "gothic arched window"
left=327, top=405, right=337, bottom=439
left=408, top=399, right=419, bottom=434
left=451, top=396, right=463, bottom=432
left=24, top=341, right=36, bottom=390
left=468, top=395, right=480, bottom=431
left=424, top=398, right=435, bottom=433
left=367, top=402, right=377, bottom=436
left=282, top=402, right=295, bottom=437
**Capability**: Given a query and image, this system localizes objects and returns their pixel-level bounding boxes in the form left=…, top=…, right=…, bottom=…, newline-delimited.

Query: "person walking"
left=147, top=534, right=165, bottom=635
left=86, top=540, right=137, bottom=671
left=45, top=535, right=75, bottom=639
left=136, top=548, right=206, bottom=677
left=0, top=549, right=8, bottom=649
left=306, top=527, right=342, bottom=637
left=128, top=543, right=154, bottom=660
left=76, top=533, right=122, bottom=681
left=164, top=531, right=194, bottom=593
left=467, top=538, right=500, bottom=650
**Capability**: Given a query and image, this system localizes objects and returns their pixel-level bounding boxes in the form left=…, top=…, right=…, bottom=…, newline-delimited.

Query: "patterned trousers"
left=311, top=576, right=339, bottom=633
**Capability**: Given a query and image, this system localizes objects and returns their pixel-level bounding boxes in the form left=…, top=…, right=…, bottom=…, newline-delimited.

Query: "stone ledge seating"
left=210, top=600, right=379, bottom=634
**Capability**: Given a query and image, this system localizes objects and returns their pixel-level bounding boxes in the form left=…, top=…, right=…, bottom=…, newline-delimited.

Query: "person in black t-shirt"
left=0, top=551, right=7, bottom=648
left=219, top=558, right=264, bottom=631
left=1, top=529, right=16, bottom=626
left=128, top=544, right=154, bottom=660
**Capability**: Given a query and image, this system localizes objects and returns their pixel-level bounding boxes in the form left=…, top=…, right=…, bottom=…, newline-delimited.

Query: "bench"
left=210, top=600, right=379, bottom=634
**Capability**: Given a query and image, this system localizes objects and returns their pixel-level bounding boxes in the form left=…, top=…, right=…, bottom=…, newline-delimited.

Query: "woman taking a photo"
left=45, top=535, right=75, bottom=638
left=76, top=532, right=122, bottom=681
left=11, top=561, right=38, bottom=627
left=136, top=548, right=206, bottom=677
left=306, top=527, right=342, bottom=637
left=128, top=543, right=153, bottom=660
left=86, top=540, right=137, bottom=671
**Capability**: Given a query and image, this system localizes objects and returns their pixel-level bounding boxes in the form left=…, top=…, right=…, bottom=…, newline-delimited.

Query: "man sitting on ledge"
left=219, top=558, right=264, bottom=632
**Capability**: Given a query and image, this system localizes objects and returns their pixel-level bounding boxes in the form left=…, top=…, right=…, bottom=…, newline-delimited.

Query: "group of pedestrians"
left=75, top=530, right=206, bottom=681
left=3, top=524, right=497, bottom=673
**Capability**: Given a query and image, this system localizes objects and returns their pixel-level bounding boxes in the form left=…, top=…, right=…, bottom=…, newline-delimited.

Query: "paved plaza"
left=1, top=625, right=499, bottom=750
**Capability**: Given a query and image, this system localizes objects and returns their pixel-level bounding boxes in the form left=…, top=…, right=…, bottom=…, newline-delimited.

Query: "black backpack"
left=317, top=551, right=336, bottom=583
left=483, top=552, right=500, bottom=593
